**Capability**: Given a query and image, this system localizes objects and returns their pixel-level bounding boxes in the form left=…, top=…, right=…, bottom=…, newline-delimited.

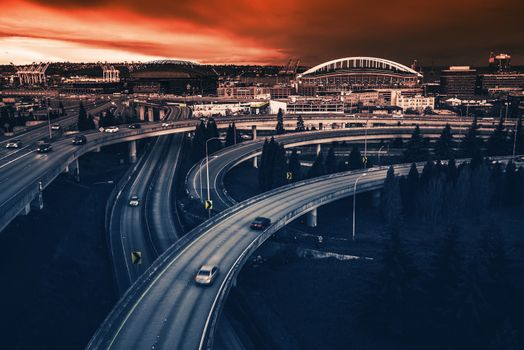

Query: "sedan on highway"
left=128, top=195, right=140, bottom=207
left=51, top=124, right=61, bottom=130
left=161, top=122, right=173, bottom=128
left=195, top=265, right=219, bottom=285
left=250, top=216, right=271, bottom=230
left=128, top=123, right=141, bottom=129
left=5, top=139, right=22, bottom=148
left=72, top=135, right=87, bottom=145
left=104, top=126, right=119, bottom=133
left=37, top=143, right=53, bottom=153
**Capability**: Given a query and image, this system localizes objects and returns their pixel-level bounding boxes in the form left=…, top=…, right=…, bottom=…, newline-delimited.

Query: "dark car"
left=72, top=135, right=87, bottom=145
left=250, top=216, right=271, bottom=230
left=37, top=143, right=53, bottom=153
left=128, top=123, right=142, bottom=129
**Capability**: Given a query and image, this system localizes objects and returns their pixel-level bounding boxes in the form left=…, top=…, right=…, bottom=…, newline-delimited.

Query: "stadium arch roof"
left=298, top=57, right=423, bottom=78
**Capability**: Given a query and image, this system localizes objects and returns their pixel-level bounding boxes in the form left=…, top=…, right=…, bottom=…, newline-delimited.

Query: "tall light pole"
left=504, top=102, right=509, bottom=129
left=513, top=118, right=519, bottom=159
left=205, top=136, right=222, bottom=207
left=377, top=145, right=385, bottom=166
left=197, top=157, right=207, bottom=199
left=46, top=98, right=52, bottom=139
left=352, top=172, right=367, bottom=241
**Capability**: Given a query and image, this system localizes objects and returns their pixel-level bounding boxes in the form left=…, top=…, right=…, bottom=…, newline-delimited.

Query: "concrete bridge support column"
left=63, top=159, right=80, bottom=182
left=159, top=109, right=165, bottom=120
left=253, top=156, right=258, bottom=168
left=306, top=208, right=318, bottom=228
left=147, top=108, right=154, bottom=122
left=138, top=106, right=145, bottom=121
left=252, top=125, right=257, bottom=140
left=31, top=181, right=44, bottom=211
left=316, top=144, right=321, bottom=156
left=371, top=189, right=381, bottom=208
left=129, top=140, right=137, bottom=163
left=93, top=146, right=101, bottom=153
left=20, top=203, right=31, bottom=216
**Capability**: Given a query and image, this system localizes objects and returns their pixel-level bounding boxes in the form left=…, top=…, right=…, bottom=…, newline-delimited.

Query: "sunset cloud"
left=0, top=0, right=523, bottom=66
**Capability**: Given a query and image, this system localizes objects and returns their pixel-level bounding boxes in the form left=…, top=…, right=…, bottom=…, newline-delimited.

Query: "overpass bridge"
left=87, top=155, right=517, bottom=350
left=0, top=110, right=495, bottom=233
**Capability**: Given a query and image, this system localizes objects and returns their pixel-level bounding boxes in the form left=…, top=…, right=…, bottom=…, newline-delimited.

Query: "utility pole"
left=352, top=172, right=367, bottom=241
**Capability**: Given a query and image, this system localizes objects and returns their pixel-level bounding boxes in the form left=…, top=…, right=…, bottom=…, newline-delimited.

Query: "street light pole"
left=198, top=157, right=206, bottom=199
left=513, top=118, right=519, bottom=159
left=352, top=172, right=367, bottom=241
left=377, top=145, right=385, bottom=166
left=46, top=98, right=52, bottom=140
left=205, top=136, right=222, bottom=205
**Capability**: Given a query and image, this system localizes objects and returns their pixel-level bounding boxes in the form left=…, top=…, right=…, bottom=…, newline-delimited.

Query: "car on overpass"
left=195, top=265, right=219, bottom=286
left=128, top=196, right=140, bottom=207
left=5, top=139, right=22, bottom=148
left=37, top=143, right=53, bottom=153
left=51, top=124, right=61, bottom=131
left=72, top=135, right=87, bottom=145
left=250, top=216, right=271, bottom=230
left=128, top=123, right=141, bottom=129
left=103, top=126, right=119, bottom=133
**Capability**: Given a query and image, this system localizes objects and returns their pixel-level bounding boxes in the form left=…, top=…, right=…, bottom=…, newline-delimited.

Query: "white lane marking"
left=0, top=150, right=36, bottom=170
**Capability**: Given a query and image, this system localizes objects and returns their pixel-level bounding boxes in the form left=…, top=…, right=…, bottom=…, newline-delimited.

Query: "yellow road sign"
left=131, top=251, right=142, bottom=265
left=204, top=200, right=213, bottom=210
left=286, top=171, right=293, bottom=180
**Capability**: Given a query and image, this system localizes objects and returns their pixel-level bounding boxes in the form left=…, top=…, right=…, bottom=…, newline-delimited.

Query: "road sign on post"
left=131, top=251, right=142, bottom=265
left=286, top=172, right=293, bottom=181
left=204, top=200, right=213, bottom=210
left=362, top=156, right=368, bottom=167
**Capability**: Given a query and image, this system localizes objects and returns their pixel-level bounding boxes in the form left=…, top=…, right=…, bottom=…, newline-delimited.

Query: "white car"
left=6, top=139, right=22, bottom=148
left=51, top=124, right=61, bottom=130
left=128, top=196, right=140, bottom=207
left=195, top=265, right=219, bottom=285
left=104, top=126, right=119, bottom=133
left=161, top=122, right=173, bottom=128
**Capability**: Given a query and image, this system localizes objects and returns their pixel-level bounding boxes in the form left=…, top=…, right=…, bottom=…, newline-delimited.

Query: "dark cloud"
left=14, top=0, right=524, bottom=65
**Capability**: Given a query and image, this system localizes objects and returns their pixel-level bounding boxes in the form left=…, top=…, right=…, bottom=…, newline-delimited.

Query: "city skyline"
left=1, top=0, right=523, bottom=66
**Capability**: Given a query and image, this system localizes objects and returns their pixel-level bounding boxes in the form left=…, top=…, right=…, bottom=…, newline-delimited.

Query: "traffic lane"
left=105, top=170, right=378, bottom=349
left=146, top=135, right=181, bottom=252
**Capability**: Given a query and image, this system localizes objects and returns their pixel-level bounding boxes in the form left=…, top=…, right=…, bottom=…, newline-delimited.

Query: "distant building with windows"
left=391, top=91, right=435, bottom=112
left=440, top=66, right=477, bottom=97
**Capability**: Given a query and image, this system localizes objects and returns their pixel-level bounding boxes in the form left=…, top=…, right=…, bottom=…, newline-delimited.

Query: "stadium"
left=296, top=56, right=423, bottom=95
left=127, top=60, right=218, bottom=95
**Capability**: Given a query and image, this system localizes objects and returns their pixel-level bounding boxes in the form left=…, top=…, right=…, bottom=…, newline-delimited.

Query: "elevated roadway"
left=88, top=155, right=517, bottom=350
left=0, top=113, right=497, bottom=233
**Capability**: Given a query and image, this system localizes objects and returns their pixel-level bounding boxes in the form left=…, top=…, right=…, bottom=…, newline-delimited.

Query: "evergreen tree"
left=427, top=225, right=462, bottom=339
left=276, top=108, right=285, bottom=134
left=512, top=116, right=524, bottom=155
left=77, top=102, right=89, bottom=131
left=380, top=166, right=402, bottom=224
left=191, top=120, right=207, bottom=162
left=347, top=145, right=364, bottom=170
left=205, top=118, right=221, bottom=154
left=324, top=145, right=338, bottom=174
left=271, top=145, right=288, bottom=188
left=371, top=226, right=417, bottom=337
left=434, top=123, right=454, bottom=160
left=225, top=123, right=235, bottom=147
left=308, top=153, right=326, bottom=178
left=288, top=149, right=302, bottom=182
left=404, top=125, right=429, bottom=162
left=258, top=139, right=271, bottom=190
left=295, top=115, right=305, bottom=132
left=401, top=163, right=419, bottom=216
left=461, top=116, right=483, bottom=159
left=58, top=101, right=65, bottom=116
left=487, top=118, right=509, bottom=156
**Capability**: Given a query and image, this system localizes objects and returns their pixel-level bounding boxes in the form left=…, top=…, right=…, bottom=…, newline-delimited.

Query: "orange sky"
left=1, top=0, right=523, bottom=66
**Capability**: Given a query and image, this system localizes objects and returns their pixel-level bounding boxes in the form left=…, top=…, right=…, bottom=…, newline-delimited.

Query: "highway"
left=0, top=100, right=113, bottom=166
left=1, top=111, right=495, bottom=233
left=108, top=106, right=187, bottom=294
left=90, top=156, right=518, bottom=350
left=186, top=127, right=492, bottom=212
